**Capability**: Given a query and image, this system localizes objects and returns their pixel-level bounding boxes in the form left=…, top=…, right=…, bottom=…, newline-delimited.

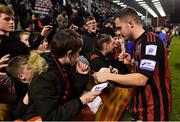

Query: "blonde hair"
left=20, top=31, right=30, bottom=39
left=27, top=50, right=48, bottom=75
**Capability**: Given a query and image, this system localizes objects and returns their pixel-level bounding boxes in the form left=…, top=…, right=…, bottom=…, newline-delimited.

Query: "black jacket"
left=79, top=31, right=97, bottom=59
left=23, top=53, right=91, bottom=120
left=89, top=50, right=110, bottom=72
left=0, top=34, right=30, bottom=120
left=0, top=34, right=29, bottom=58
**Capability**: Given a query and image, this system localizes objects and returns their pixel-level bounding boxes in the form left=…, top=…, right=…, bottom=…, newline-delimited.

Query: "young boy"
left=0, top=4, right=29, bottom=58
left=6, top=51, right=48, bottom=119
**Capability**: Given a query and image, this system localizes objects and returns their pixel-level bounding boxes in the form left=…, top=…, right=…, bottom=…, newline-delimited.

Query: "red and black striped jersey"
left=131, top=32, right=172, bottom=121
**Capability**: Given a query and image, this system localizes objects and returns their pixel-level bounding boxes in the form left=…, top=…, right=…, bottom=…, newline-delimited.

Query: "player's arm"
left=94, top=71, right=148, bottom=86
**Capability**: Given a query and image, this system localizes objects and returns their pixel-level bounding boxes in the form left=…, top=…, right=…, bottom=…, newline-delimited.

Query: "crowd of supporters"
left=0, top=0, right=179, bottom=121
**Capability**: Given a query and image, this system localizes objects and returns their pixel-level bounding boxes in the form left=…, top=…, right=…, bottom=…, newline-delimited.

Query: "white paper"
left=87, top=82, right=108, bottom=113
left=91, top=82, right=108, bottom=92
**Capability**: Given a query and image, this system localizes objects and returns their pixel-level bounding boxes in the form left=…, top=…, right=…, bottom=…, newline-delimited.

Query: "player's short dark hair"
left=114, top=7, right=141, bottom=24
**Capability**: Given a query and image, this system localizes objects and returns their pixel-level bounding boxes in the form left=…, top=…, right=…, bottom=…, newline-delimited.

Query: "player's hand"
left=93, top=68, right=111, bottom=83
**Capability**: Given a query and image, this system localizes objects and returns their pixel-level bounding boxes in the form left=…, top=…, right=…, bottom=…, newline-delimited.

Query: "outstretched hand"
left=80, top=90, right=102, bottom=105
left=69, top=24, right=78, bottom=31
left=41, top=25, right=53, bottom=37
left=0, top=54, right=10, bottom=77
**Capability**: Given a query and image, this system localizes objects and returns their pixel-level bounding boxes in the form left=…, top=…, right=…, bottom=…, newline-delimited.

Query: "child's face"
left=38, top=38, right=49, bottom=52
left=21, top=34, right=30, bottom=47
left=18, top=64, right=33, bottom=84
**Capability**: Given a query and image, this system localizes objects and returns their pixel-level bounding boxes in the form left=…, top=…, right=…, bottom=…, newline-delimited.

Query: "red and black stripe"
left=132, top=32, right=171, bottom=121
